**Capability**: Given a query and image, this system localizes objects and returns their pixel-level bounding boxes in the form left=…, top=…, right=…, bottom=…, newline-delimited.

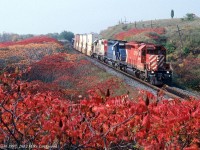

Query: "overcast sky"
left=0, top=0, right=199, bottom=35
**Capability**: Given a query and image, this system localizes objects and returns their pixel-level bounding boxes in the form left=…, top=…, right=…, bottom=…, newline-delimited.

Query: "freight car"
left=75, top=33, right=99, bottom=55
left=73, top=33, right=172, bottom=85
left=87, top=33, right=99, bottom=56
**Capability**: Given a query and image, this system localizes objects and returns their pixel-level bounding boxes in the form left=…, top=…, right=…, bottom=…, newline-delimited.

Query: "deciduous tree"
left=171, top=9, right=174, bottom=19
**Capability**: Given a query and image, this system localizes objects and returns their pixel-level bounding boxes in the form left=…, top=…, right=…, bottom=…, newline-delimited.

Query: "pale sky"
left=0, top=0, right=199, bottom=35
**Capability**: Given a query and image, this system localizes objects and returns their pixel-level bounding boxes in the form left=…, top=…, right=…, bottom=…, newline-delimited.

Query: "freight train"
left=73, top=33, right=172, bottom=85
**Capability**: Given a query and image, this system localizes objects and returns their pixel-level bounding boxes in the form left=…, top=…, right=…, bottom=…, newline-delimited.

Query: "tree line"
left=46, top=31, right=74, bottom=42
left=0, top=31, right=74, bottom=43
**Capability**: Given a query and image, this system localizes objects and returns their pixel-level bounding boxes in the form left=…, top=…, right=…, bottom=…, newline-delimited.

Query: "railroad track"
left=94, top=59, right=185, bottom=100
left=74, top=49, right=199, bottom=100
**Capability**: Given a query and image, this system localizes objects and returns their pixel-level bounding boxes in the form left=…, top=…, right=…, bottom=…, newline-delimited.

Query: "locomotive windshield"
left=119, top=45, right=125, bottom=49
left=147, top=47, right=165, bottom=55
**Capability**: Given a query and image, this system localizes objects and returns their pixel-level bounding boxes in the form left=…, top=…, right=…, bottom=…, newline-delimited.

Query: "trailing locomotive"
left=73, top=33, right=172, bottom=85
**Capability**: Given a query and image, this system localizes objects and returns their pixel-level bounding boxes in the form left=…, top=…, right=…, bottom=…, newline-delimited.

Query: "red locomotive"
left=125, top=42, right=172, bottom=85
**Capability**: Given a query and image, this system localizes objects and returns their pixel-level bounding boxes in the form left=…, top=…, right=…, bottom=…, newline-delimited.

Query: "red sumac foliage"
left=115, top=28, right=165, bottom=40
left=0, top=72, right=200, bottom=149
left=0, top=36, right=60, bottom=48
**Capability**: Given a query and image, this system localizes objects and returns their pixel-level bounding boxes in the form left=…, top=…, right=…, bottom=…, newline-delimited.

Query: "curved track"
left=94, top=59, right=185, bottom=99
left=74, top=49, right=199, bottom=100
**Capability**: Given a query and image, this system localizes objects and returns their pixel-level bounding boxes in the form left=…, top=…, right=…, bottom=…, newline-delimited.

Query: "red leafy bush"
left=173, top=57, right=200, bottom=91
left=0, top=37, right=199, bottom=149
left=0, top=36, right=60, bottom=48
left=28, top=53, right=133, bottom=100
left=114, top=28, right=165, bottom=41
left=0, top=37, right=64, bottom=68
left=0, top=71, right=200, bottom=149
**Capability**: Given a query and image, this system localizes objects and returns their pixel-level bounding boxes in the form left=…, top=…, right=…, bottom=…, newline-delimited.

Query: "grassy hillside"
left=100, top=18, right=200, bottom=92
left=101, top=18, right=200, bottom=39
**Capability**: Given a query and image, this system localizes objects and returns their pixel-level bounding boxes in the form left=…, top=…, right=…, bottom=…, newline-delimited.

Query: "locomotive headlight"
left=167, top=71, right=170, bottom=73
left=151, top=71, right=154, bottom=74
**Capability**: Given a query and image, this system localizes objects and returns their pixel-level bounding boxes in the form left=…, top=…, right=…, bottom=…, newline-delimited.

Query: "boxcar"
left=79, top=34, right=83, bottom=52
left=87, top=33, right=99, bottom=56
left=74, top=34, right=80, bottom=50
left=82, top=34, right=87, bottom=54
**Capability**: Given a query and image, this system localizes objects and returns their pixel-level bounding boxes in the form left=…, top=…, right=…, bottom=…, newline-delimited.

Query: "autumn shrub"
left=172, top=57, right=200, bottom=91
left=0, top=36, right=61, bottom=48
left=183, top=47, right=190, bottom=55
left=0, top=59, right=6, bottom=70
left=122, top=25, right=128, bottom=31
left=28, top=53, right=135, bottom=100
left=0, top=71, right=200, bottom=149
left=0, top=34, right=199, bottom=149
left=28, top=53, right=87, bottom=82
left=165, top=42, right=176, bottom=54
left=114, top=28, right=165, bottom=41
left=0, top=36, right=64, bottom=67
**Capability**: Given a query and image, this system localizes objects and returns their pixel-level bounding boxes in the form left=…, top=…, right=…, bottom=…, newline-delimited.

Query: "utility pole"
left=151, top=20, right=155, bottom=28
left=124, top=16, right=127, bottom=24
left=176, top=25, right=183, bottom=48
